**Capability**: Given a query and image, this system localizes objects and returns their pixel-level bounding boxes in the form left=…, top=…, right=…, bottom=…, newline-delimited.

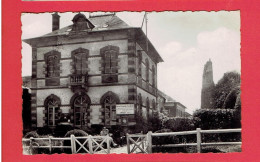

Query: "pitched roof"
left=157, top=90, right=176, bottom=102
left=23, top=13, right=163, bottom=63
left=43, top=14, right=131, bottom=37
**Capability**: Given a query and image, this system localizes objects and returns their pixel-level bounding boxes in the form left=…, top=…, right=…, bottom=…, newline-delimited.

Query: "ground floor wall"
left=136, top=87, right=157, bottom=120
left=32, top=85, right=139, bottom=129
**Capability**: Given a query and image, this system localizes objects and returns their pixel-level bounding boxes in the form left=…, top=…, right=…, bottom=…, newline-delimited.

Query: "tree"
left=213, top=71, right=241, bottom=108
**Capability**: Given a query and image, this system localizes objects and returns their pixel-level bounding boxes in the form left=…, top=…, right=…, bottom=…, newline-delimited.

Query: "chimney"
left=52, top=12, right=60, bottom=31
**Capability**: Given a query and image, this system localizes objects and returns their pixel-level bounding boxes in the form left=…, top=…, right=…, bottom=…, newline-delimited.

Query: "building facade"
left=23, top=13, right=163, bottom=131
left=164, top=102, right=187, bottom=117
left=157, top=90, right=188, bottom=117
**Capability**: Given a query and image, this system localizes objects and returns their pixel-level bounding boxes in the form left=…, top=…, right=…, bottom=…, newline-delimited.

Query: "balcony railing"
left=69, top=74, right=88, bottom=91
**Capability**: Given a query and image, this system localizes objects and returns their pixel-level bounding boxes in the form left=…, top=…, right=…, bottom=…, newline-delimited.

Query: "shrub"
left=223, top=86, right=240, bottom=109
left=193, top=109, right=241, bottom=142
left=63, top=129, right=88, bottom=153
left=37, top=126, right=53, bottom=136
left=162, top=117, right=195, bottom=132
left=162, top=117, right=197, bottom=144
left=64, top=129, right=88, bottom=137
left=24, top=131, right=40, bottom=138
left=213, top=71, right=240, bottom=108
left=134, top=112, right=163, bottom=133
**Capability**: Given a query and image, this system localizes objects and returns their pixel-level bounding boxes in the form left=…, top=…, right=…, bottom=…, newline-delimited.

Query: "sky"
left=21, top=11, right=241, bottom=114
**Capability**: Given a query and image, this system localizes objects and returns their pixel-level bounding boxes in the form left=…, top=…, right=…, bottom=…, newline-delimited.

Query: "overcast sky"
left=21, top=11, right=241, bottom=114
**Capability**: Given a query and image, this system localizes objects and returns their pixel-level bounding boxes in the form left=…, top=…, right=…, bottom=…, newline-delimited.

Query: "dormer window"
left=71, top=13, right=95, bottom=31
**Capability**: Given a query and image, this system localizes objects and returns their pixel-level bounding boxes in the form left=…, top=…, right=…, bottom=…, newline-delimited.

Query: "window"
left=152, top=99, right=156, bottom=111
left=104, top=96, right=117, bottom=121
left=137, top=94, right=142, bottom=116
left=101, top=91, right=120, bottom=126
left=73, top=95, right=90, bottom=126
left=146, top=59, right=149, bottom=82
left=44, top=51, right=61, bottom=86
left=146, top=98, right=150, bottom=120
left=44, top=51, right=61, bottom=78
left=71, top=48, right=89, bottom=75
left=73, top=53, right=88, bottom=74
left=152, top=65, right=155, bottom=87
left=100, top=46, right=119, bottom=83
left=138, top=51, right=142, bottom=76
left=44, top=94, right=61, bottom=127
left=104, top=50, right=118, bottom=74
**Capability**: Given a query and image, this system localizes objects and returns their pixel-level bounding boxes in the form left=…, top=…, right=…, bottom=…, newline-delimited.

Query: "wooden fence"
left=126, top=128, right=241, bottom=153
left=22, top=135, right=111, bottom=155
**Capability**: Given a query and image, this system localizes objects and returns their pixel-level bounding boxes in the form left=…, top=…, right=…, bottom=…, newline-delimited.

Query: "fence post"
left=70, top=135, right=76, bottom=154
left=49, top=136, right=52, bottom=154
left=147, top=131, right=152, bottom=153
left=126, top=133, right=130, bottom=154
left=106, top=136, right=110, bottom=154
left=29, top=137, right=33, bottom=155
left=88, top=136, right=93, bottom=154
left=196, top=128, right=201, bottom=153
left=141, top=131, right=144, bottom=149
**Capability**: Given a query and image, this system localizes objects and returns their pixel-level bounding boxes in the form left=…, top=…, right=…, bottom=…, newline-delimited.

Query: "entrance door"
left=73, top=95, right=88, bottom=127
left=104, top=96, right=116, bottom=125
left=47, top=99, right=59, bottom=126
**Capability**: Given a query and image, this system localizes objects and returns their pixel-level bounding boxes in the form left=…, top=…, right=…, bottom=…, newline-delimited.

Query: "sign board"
left=116, top=104, right=134, bottom=115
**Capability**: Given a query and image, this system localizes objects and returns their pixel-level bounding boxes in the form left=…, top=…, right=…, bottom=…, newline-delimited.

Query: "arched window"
left=101, top=91, right=120, bottom=126
left=146, top=98, right=150, bottom=120
left=104, top=96, right=117, bottom=121
left=137, top=93, right=142, bottom=116
left=146, top=59, right=149, bottom=82
left=152, top=65, right=155, bottom=87
left=71, top=48, right=89, bottom=75
left=44, top=94, right=61, bottom=126
left=72, top=94, right=90, bottom=127
left=100, top=46, right=119, bottom=83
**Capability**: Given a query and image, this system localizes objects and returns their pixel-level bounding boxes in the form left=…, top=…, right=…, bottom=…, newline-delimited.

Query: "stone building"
left=157, top=90, right=187, bottom=117
left=164, top=102, right=187, bottom=117
left=157, top=90, right=166, bottom=113
left=23, top=13, right=163, bottom=131
left=201, top=59, right=215, bottom=109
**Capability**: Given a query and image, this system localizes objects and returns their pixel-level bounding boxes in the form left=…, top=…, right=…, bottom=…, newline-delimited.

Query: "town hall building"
left=23, top=13, right=163, bottom=131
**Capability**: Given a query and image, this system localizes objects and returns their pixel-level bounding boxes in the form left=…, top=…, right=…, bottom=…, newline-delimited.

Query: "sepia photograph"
left=21, top=11, right=241, bottom=154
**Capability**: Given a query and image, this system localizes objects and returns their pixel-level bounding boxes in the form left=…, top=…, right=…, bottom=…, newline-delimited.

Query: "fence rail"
left=126, top=128, right=241, bottom=154
left=22, top=135, right=111, bottom=155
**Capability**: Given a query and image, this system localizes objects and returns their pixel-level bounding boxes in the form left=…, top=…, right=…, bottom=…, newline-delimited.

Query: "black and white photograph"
left=22, top=11, right=241, bottom=154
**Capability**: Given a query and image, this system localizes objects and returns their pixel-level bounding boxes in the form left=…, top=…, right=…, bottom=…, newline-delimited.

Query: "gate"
left=71, top=135, right=111, bottom=154
left=126, top=132, right=151, bottom=154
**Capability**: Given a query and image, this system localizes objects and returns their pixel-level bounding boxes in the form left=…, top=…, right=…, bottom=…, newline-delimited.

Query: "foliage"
left=148, top=112, right=163, bottom=132
left=134, top=112, right=163, bottom=133
left=24, top=131, right=40, bottom=138
left=64, top=129, right=88, bottom=137
left=213, top=71, right=241, bottom=108
left=162, top=117, right=195, bottom=132
left=193, top=109, right=241, bottom=142
left=223, top=86, right=241, bottom=109
left=193, top=109, right=240, bottom=129
left=23, top=132, right=63, bottom=154
left=63, top=129, right=89, bottom=153
left=37, top=126, right=53, bottom=136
